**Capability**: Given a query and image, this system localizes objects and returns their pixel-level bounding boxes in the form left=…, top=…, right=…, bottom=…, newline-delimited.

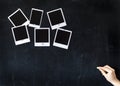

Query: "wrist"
left=111, top=79, right=120, bottom=86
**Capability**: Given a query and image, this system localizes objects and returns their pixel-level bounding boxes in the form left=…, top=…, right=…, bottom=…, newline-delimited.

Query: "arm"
left=97, top=65, right=120, bottom=86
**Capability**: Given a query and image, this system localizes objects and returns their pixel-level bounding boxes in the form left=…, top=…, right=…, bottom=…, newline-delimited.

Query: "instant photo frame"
left=53, top=28, right=72, bottom=49
left=47, top=8, right=67, bottom=30
left=29, top=8, right=43, bottom=28
left=11, top=25, right=30, bottom=45
left=34, top=28, right=50, bottom=47
left=8, top=8, right=29, bottom=27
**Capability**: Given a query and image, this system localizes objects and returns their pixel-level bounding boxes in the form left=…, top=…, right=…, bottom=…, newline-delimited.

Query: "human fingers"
left=97, top=67, right=106, bottom=76
left=104, top=65, right=115, bottom=71
left=99, top=66, right=112, bottom=73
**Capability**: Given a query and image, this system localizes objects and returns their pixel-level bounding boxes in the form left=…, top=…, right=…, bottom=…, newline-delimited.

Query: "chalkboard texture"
left=0, top=0, right=120, bottom=86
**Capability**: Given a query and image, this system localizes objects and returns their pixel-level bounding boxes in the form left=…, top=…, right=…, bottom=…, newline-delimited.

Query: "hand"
left=97, top=65, right=120, bottom=86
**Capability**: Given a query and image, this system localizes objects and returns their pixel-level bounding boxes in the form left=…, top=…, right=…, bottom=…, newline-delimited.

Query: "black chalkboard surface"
left=0, top=0, right=120, bottom=86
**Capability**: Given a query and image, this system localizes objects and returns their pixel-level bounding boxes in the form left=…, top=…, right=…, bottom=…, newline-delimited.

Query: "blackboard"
left=0, top=0, right=120, bottom=86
